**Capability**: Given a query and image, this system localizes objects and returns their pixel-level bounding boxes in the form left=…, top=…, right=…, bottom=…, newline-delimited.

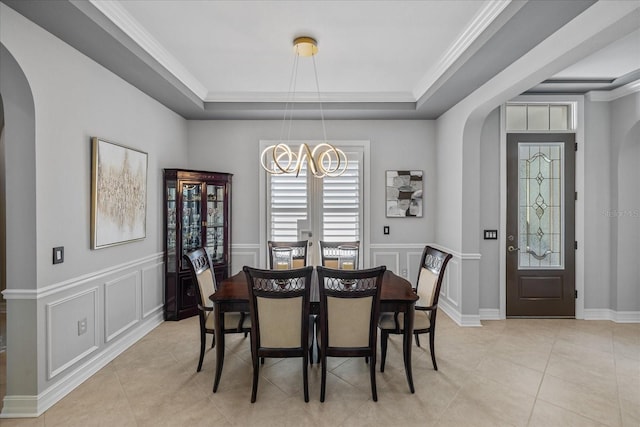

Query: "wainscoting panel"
left=141, top=262, right=163, bottom=318
left=442, top=257, right=460, bottom=309
left=369, top=244, right=425, bottom=279
left=231, top=244, right=261, bottom=274
left=406, top=251, right=424, bottom=284
left=46, top=288, right=99, bottom=380
left=3, top=253, right=165, bottom=418
left=104, top=272, right=140, bottom=343
left=372, top=252, right=400, bottom=273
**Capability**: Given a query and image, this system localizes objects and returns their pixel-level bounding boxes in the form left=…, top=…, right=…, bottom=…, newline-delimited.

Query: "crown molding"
left=88, top=0, right=208, bottom=100
left=204, top=91, right=416, bottom=103
left=412, top=0, right=511, bottom=100
left=587, top=79, right=640, bottom=102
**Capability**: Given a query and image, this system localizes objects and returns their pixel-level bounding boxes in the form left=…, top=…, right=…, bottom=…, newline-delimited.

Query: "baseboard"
left=439, top=299, right=482, bottom=327
left=584, top=309, right=640, bottom=323
left=0, top=311, right=164, bottom=418
left=479, top=308, right=501, bottom=320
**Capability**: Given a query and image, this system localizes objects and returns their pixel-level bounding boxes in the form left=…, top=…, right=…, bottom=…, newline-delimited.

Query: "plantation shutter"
left=267, top=145, right=363, bottom=245
left=268, top=163, right=308, bottom=241
left=321, top=151, right=362, bottom=242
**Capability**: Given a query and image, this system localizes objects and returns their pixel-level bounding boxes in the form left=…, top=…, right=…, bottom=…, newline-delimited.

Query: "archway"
left=0, top=43, right=38, bottom=413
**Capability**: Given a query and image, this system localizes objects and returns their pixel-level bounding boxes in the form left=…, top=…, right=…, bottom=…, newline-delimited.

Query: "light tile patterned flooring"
left=1, top=314, right=638, bottom=426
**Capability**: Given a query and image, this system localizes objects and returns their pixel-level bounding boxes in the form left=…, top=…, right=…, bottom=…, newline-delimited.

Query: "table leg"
left=213, top=303, right=225, bottom=393
left=402, top=303, right=415, bottom=393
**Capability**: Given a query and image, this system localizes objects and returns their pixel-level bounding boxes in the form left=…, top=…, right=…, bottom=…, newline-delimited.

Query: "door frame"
left=499, top=95, right=585, bottom=319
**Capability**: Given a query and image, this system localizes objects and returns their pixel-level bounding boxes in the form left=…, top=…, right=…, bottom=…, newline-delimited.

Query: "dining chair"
left=243, top=265, right=314, bottom=402
left=378, top=245, right=452, bottom=371
left=319, top=241, right=360, bottom=269
left=317, top=265, right=386, bottom=402
left=183, top=248, right=250, bottom=372
left=268, top=240, right=309, bottom=269
left=267, top=240, right=315, bottom=363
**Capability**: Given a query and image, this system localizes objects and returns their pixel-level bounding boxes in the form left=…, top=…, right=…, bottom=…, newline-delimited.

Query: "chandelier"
left=260, top=37, right=348, bottom=178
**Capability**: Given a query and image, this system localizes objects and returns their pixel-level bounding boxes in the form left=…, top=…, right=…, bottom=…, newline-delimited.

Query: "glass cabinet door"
left=166, top=180, right=177, bottom=272
left=206, top=184, right=225, bottom=263
left=182, top=183, right=202, bottom=258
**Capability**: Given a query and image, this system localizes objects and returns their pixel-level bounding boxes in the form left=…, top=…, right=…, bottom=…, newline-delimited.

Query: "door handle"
left=507, top=245, right=520, bottom=252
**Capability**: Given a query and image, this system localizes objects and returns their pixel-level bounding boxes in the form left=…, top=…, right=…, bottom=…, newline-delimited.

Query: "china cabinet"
left=163, top=169, right=232, bottom=320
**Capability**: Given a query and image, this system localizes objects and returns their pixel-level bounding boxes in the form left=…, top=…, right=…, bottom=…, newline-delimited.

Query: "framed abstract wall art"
left=386, top=170, right=423, bottom=217
left=91, top=137, right=148, bottom=249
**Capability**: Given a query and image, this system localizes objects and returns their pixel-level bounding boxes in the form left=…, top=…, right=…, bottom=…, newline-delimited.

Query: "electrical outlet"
left=78, top=318, right=87, bottom=336
left=401, top=269, right=408, bottom=277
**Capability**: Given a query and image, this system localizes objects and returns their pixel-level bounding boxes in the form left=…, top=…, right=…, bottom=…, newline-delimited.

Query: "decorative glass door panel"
left=506, top=134, right=575, bottom=317
left=166, top=180, right=177, bottom=272
left=206, top=184, right=225, bottom=263
left=182, top=183, right=202, bottom=256
left=518, top=143, right=564, bottom=269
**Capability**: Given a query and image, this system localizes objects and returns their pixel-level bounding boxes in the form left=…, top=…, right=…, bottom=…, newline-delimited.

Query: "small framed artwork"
left=386, top=170, right=423, bottom=217
left=91, top=137, right=148, bottom=249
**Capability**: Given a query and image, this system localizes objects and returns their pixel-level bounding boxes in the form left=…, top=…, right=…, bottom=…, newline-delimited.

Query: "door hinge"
left=575, top=241, right=578, bottom=250
left=575, top=290, right=578, bottom=299
left=575, top=142, right=578, bottom=151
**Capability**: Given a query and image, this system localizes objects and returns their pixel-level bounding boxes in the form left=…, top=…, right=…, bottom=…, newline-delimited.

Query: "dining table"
left=210, top=269, right=419, bottom=394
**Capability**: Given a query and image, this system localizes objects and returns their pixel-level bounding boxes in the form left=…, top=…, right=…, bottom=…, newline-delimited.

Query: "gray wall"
left=584, top=99, right=613, bottom=310
left=187, top=120, right=436, bottom=247
left=584, top=92, right=640, bottom=314
left=1, top=4, right=189, bottom=411
left=610, top=92, right=640, bottom=312
left=479, top=108, right=501, bottom=310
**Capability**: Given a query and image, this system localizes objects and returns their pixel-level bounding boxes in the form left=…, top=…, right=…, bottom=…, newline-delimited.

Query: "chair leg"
left=365, top=356, right=369, bottom=364
left=211, top=333, right=215, bottom=349
left=370, top=354, right=378, bottom=402
left=380, top=330, right=388, bottom=372
left=429, top=332, right=438, bottom=371
left=251, top=354, right=260, bottom=403
left=320, top=354, right=327, bottom=402
left=197, top=329, right=206, bottom=372
left=415, top=332, right=421, bottom=348
left=302, top=356, right=309, bottom=402
left=261, top=357, right=265, bottom=365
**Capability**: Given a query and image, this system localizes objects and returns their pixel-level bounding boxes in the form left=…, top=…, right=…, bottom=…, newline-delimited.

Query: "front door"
left=506, top=133, right=575, bottom=317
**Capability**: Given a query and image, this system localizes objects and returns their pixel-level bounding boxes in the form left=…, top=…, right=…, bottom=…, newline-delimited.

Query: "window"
left=262, top=141, right=368, bottom=265
left=506, top=103, right=574, bottom=131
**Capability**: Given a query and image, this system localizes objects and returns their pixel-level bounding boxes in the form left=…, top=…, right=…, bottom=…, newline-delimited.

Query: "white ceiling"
left=553, top=28, right=639, bottom=79
left=4, top=0, right=638, bottom=118
left=106, top=0, right=492, bottom=102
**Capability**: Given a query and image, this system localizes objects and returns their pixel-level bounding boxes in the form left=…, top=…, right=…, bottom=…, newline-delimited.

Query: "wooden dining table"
left=210, top=269, right=419, bottom=394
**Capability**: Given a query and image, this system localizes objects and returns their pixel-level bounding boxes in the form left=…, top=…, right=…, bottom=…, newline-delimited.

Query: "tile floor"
left=0, top=314, right=638, bottom=426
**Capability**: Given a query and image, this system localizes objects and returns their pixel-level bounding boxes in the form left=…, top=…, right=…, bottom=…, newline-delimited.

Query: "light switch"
left=383, top=226, right=390, bottom=235
left=53, top=246, right=64, bottom=264
left=483, top=230, right=498, bottom=240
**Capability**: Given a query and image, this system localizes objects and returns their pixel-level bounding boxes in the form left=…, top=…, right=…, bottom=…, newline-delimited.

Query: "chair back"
left=317, top=265, right=385, bottom=349
left=243, top=266, right=313, bottom=350
left=415, top=246, right=453, bottom=309
left=319, top=241, right=360, bottom=269
left=268, top=240, right=309, bottom=269
left=183, top=248, right=216, bottom=309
